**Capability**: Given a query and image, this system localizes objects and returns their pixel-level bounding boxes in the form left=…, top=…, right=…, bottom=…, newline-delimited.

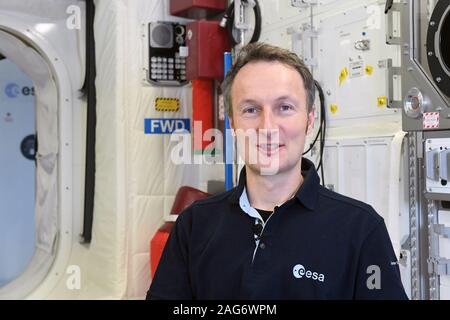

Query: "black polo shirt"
left=147, top=158, right=408, bottom=300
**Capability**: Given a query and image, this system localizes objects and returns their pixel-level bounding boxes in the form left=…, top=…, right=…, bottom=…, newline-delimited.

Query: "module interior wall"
left=77, top=0, right=129, bottom=298
left=125, top=0, right=224, bottom=299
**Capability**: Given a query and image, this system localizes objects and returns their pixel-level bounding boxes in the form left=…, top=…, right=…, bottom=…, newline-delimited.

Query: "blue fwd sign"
left=144, top=118, right=190, bottom=134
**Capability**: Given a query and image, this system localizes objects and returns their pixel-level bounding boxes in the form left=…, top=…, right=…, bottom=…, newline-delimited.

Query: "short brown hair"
left=222, top=42, right=315, bottom=117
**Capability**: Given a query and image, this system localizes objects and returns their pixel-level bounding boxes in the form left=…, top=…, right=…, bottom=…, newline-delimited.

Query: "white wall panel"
left=127, top=253, right=152, bottom=299
left=366, top=143, right=390, bottom=216
left=130, top=196, right=165, bottom=255
left=316, top=3, right=400, bottom=125
left=130, top=131, right=165, bottom=196
left=340, top=144, right=367, bottom=202
left=323, top=136, right=393, bottom=220
left=260, top=0, right=308, bottom=29
left=320, top=128, right=407, bottom=243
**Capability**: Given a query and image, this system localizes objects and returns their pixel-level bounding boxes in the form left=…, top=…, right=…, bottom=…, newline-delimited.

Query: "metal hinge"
left=428, top=257, right=450, bottom=276
left=287, top=24, right=318, bottom=68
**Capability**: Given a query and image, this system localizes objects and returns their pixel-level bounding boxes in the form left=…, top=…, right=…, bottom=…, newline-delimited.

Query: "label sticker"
left=423, top=112, right=439, bottom=129
left=155, top=98, right=180, bottom=112
left=144, top=118, right=190, bottom=134
left=349, top=60, right=364, bottom=78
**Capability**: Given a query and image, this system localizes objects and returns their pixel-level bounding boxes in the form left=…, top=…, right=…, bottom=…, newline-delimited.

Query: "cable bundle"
left=303, top=81, right=326, bottom=186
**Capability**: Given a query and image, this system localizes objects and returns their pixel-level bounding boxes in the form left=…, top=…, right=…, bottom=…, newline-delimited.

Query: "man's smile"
left=256, top=143, right=285, bottom=155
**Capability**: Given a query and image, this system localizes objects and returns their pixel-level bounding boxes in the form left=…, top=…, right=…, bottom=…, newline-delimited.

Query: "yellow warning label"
left=155, top=98, right=180, bottom=112
left=365, top=65, right=374, bottom=75
left=330, top=104, right=338, bottom=114
left=377, top=96, right=387, bottom=108
left=339, top=67, right=348, bottom=86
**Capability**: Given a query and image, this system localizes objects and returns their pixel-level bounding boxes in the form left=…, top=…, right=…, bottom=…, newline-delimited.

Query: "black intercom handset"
left=148, top=22, right=188, bottom=86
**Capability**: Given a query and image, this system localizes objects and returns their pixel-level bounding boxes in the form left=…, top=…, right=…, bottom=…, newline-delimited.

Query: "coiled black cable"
left=221, top=0, right=262, bottom=47
left=303, top=80, right=326, bottom=186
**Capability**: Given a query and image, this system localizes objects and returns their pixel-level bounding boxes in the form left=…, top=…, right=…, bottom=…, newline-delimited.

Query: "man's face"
left=230, top=60, right=315, bottom=175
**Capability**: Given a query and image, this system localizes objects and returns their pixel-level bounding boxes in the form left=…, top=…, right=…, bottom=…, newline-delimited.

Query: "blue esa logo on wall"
left=3, top=83, right=34, bottom=98
left=144, top=118, right=190, bottom=134
left=4, top=83, right=20, bottom=98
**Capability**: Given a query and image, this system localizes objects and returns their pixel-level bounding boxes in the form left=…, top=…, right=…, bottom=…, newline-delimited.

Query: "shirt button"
left=259, top=242, right=266, bottom=249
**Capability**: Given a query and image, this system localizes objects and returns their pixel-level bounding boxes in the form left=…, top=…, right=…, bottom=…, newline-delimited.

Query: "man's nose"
left=260, top=107, right=277, bottom=130
left=258, top=108, right=279, bottom=142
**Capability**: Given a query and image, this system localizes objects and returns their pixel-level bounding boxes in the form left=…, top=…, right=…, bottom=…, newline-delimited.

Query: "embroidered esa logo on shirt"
left=292, top=264, right=325, bottom=282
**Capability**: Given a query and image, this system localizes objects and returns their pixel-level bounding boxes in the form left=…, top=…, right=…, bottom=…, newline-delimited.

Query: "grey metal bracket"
left=428, top=257, right=450, bottom=276
left=233, top=0, right=256, bottom=48
left=291, top=0, right=318, bottom=8
left=433, top=224, right=450, bottom=239
left=385, top=2, right=403, bottom=45
left=379, top=59, right=402, bottom=109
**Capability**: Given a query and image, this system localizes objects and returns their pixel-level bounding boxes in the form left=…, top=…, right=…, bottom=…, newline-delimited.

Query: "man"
left=147, top=42, right=408, bottom=299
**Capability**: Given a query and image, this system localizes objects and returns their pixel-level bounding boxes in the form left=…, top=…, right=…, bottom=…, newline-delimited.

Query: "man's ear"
left=306, top=107, right=315, bottom=134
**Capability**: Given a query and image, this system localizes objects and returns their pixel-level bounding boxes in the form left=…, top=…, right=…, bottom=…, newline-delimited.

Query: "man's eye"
left=243, top=107, right=257, bottom=114
left=280, top=105, right=293, bottom=111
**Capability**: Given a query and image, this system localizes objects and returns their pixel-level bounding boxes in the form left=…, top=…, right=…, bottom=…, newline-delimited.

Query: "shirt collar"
left=295, top=157, right=320, bottom=210
left=229, top=157, right=320, bottom=211
left=239, top=186, right=263, bottom=220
